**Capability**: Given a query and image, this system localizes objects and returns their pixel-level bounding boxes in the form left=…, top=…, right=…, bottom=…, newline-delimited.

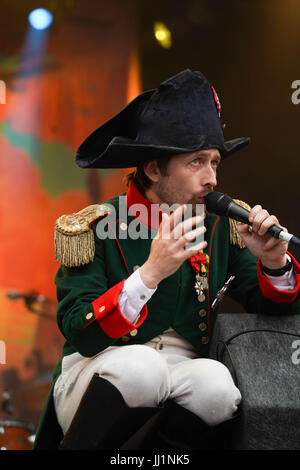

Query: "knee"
left=99, top=345, right=170, bottom=406
left=173, top=359, right=241, bottom=426
left=196, top=360, right=242, bottom=426
left=203, top=378, right=241, bottom=426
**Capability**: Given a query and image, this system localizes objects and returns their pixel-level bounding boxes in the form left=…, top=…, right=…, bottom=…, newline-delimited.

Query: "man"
left=34, top=69, right=300, bottom=450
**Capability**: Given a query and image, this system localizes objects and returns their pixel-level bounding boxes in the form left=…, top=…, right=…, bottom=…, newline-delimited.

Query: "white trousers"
left=54, top=331, right=242, bottom=434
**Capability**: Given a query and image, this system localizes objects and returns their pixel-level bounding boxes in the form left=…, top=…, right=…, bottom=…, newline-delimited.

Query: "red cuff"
left=257, top=252, right=300, bottom=304
left=90, top=280, right=148, bottom=338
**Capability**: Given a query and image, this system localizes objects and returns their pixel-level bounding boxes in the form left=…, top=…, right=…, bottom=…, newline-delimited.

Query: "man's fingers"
left=249, top=205, right=283, bottom=237
left=181, top=224, right=206, bottom=244
left=173, top=214, right=204, bottom=239
left=160, top=204, right=186, bottom=237
left=184, top=239, right=208, bottom=257
left=251, top=209, right=269, bottom=233
left=257, top=215, right=280, bottom=236
left=236, top=223, right=250, bottom=234
left=160, top=205, right=205, bottom=240
left=155, top=212, right=166, bottom=239
left=263, top=237, right=285, bottom=252
left=248, top=205, right=262, bottom=222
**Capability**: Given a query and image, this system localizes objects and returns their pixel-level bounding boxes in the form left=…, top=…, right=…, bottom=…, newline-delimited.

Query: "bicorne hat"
left=76, top=69, right=250, bottom=169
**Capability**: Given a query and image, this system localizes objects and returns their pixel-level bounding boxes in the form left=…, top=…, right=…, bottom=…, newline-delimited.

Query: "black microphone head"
left=204, top=191, right=233, bottom=216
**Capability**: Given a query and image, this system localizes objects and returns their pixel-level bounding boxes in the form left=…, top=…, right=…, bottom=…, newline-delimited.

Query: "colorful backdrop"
left=0, top=0, right=140, bottom=425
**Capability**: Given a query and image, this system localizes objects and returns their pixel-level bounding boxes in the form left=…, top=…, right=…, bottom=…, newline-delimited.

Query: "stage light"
left=28, top=8, right=53, bottom=30
left=154, top=22, right=172, bottom=49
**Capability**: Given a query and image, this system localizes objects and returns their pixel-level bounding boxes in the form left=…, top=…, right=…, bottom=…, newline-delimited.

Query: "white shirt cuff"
left=118, top=268, right=157, bottom=324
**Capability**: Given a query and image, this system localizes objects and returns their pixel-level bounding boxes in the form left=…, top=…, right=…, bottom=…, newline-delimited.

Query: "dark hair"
left=124, top=156, right=172, bottom=196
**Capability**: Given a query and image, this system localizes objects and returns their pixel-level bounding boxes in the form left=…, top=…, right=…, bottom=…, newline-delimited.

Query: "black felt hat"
left=76, top=69, right=250, bottom=169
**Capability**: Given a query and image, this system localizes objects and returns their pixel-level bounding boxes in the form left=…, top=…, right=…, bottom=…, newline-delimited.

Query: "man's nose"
left=202, top=165, right=217, bottom=187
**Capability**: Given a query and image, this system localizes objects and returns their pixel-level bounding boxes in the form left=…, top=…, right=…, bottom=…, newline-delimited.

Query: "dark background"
left=138, top=0, right=300, bottom=310
left=139, top=0, right=300, bottom=238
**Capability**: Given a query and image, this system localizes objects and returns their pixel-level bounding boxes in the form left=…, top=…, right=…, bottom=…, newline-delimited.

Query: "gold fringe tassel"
left=229, top=199, right=251, bottom=249
left=54, top=229, right=95, bottom=267
left=53, top=204, right=111, bottom=267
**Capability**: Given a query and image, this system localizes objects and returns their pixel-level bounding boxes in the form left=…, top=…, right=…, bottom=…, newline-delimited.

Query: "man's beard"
left=156, top=179, right=205, bottom=216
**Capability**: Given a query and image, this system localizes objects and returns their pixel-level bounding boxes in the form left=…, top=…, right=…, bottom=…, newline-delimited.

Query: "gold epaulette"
left=54, top=204, right=112, bottom=267
left=229, top=199, right=251, bottom=249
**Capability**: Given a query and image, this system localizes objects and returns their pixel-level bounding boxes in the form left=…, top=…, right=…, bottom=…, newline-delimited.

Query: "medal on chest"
left=188, top=250, right=210, bottom=303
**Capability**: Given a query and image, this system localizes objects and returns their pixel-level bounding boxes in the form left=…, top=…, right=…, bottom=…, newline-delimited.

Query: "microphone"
left=205, top=191, right=300, bottom=247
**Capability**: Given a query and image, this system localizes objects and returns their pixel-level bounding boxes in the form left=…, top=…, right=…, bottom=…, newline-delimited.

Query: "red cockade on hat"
left=211, top=85, right=221, bottom=118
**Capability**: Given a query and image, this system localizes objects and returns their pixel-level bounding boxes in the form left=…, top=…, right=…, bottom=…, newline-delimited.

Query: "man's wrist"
left=260, top=254, right=288, bottom=271
left=260, top=255, right=292, bottom=276
left=139, top=262, right=161, bottom=289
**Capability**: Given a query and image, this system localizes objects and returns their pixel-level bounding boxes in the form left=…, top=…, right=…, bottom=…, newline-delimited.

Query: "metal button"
left=133, top=265, right=140, bottom=272
left=120, top=222, right=127, bottom=231
left=202, top=336, right=209, bottom=344
left=130, top=329, right=138, bottom=336
left=198, top=322, right=207, bottom=332
left=122, top=336, right=130, bottom=342
left=140, top=294, right=146, bottom=300
left=199, top=309, right=206, bottom=317
left=99, top=305, right=105, bottom=313
left=86, top=312, right=93, bottom=320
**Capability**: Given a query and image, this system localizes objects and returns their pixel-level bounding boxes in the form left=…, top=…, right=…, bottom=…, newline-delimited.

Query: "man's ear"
left=143, top=160, right=161, bottom=183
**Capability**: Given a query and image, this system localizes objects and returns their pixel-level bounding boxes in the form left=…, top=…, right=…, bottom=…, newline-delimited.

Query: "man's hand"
left=139, top=204, right=207, bottom=289
left=236, top=205, right=288, bottom=270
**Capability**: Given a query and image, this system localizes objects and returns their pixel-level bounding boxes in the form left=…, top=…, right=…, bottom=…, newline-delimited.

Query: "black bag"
left=210, top=313, right=300, bottom=450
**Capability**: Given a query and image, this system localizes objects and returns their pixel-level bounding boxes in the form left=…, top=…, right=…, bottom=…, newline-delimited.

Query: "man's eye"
left=191, top=159, right=200, bottom=164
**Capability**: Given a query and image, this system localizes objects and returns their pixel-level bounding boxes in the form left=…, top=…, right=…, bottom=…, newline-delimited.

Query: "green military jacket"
left=52, top=183, right=300, bottom=380
left=34, top=182, right=300, bottom=448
